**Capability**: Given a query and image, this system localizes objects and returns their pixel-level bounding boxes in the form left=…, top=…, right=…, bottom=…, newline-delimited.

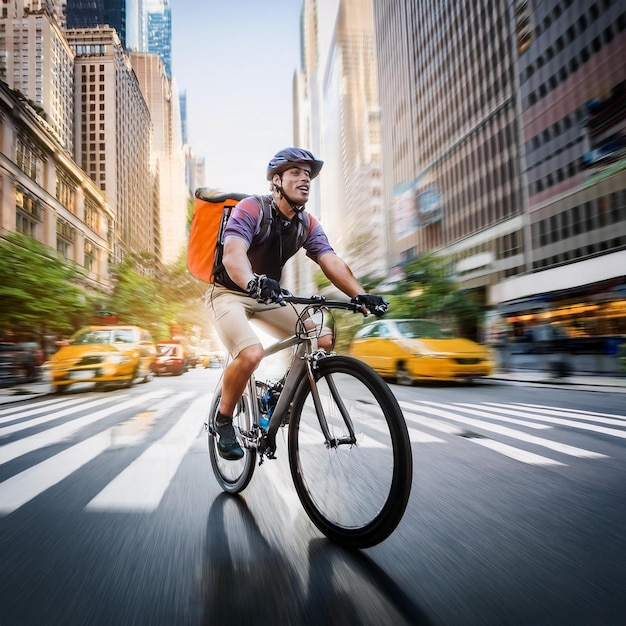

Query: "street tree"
left=0, top=233, right=93, bottom=338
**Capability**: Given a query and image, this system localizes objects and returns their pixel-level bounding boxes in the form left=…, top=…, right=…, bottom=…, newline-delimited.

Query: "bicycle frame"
left=219, top=299, right=359, bottom=460
left=262, top=337, right=356, bottom=453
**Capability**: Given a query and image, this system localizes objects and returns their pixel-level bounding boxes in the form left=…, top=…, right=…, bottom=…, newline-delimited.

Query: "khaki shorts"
left=204, top=284, right=328, bottom=358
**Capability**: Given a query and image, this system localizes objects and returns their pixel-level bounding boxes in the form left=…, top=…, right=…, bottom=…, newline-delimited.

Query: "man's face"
left=275, top=165, right=311, bottom=204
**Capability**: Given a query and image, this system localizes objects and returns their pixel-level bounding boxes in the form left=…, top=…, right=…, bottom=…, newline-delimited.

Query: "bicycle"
left=205, top=294, right=413, bottom=549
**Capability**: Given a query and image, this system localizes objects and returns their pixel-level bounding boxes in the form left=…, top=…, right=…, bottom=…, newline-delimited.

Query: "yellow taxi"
left=46, top=325, right=156, bottom=393
left=349, top=319, right=494, bottom=384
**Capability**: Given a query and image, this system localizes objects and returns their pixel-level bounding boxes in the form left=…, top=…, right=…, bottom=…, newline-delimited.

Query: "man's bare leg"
left=215, top=343, right=263, bottom=460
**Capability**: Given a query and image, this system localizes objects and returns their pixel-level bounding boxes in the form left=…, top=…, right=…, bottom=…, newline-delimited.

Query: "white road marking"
left=0, top=396, right=120, bottom=435
left=483, top=403, right=626, bottom=429
left=0, top=431, right=112, bottom=514
left=0, top=393, right=201, bottom=516
left=410, top=401, right=607, bottom=459
left=400, top=403, right=467, bottom=435
left=516, top=403, right=626, bottom=421
left=85, top=393, right=209, bottom=511
left=0, top=392, right=164, bottom=465
left=0, top=395, right=85, bottom=419
left=444, top=404, right=552, bottom=429
left=470, top=438, right=566, bottom=466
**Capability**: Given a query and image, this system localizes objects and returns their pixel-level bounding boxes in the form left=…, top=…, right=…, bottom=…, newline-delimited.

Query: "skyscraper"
left=0, top=0, right=75, bottom=152
left=66, top=27, right=154, bottom=262
left=65, top=0, right=140, bottom=51
left=145, top=0, right=171, bottom=76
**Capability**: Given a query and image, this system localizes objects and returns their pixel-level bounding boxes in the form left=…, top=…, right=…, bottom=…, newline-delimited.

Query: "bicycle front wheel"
left=288, top=356, right=412, bottom=549
left=207, top=384, right=257, bottom=493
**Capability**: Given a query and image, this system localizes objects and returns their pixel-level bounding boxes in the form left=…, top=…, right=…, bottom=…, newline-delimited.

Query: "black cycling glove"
left=246, top=274, right=286, bottom=305
left=351, top=294, right=389, bottom=317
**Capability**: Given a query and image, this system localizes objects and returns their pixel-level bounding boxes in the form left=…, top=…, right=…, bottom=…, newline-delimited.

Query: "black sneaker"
left=215, top=419, right=244, bottom=460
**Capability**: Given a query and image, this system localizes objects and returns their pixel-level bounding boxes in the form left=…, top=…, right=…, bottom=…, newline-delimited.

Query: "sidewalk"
left=487, top=369, right=626, bottom=392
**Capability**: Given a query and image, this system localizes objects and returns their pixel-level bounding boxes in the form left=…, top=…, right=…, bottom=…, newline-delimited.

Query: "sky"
left=171, top=0, right=304, bottom=194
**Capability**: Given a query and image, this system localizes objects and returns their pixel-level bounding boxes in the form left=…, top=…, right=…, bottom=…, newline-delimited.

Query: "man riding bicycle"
left=204, top=147, right=387, bottom=460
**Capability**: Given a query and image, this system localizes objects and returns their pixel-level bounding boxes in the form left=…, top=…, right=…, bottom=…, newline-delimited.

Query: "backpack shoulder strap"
left=253, top=194, right=274, bottom=243
left=295, top=211, right=312, bottom=248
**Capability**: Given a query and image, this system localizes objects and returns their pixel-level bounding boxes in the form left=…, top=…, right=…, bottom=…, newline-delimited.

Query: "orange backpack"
left=187, top=189, right=249, bottom=283
left=187, top=188, right=312, bottom=283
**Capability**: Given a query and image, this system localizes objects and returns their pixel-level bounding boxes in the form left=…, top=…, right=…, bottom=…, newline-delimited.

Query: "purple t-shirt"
left=224, top=195, right=335, bottom=264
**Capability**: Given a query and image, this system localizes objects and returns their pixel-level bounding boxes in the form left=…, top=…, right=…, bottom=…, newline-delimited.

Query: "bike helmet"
left=266, top=148, right=324, bottom=181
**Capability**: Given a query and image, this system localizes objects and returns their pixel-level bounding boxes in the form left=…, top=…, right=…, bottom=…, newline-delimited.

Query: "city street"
left=0, top=366, right=625, bottom=625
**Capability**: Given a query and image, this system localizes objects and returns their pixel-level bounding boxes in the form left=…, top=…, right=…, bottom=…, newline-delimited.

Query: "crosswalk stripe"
left=486, top=403, right=626, bottom=428
left=460, top=403, right=626, bottom=438
left=0, top=395, right=80, bottom=419
left=411, top=401, right=607, bottom=459
left=407, top=427, right=444, bottom=443
left=437, top=403, right=552, bottom=430
left=363, top=414, right=443, bottom=443
left=85, top=393, right=209, bottom=512
left=0, top=391, right=163, bottom=465
left=0, top=392, right=197, bottom=516
left=470, top=438, right=566, bottom=466
left=400, top=405, right=466, bottom=435
left=401, top=404, right=566, bottom=465
left=516, top=403, right=626, bottom=421
left=0, top=395, right=122, bottom=436
left=0, top=430, right=112, bottom=514
left=0, top=396, right=92, bottom=425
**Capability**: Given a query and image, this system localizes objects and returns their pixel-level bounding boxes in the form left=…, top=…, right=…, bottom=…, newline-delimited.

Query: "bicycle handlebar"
left=281, top=294, right=364, bottom=313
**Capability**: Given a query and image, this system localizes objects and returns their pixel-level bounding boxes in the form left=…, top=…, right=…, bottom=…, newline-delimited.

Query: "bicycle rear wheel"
left=207, top=383, right=257, bottom=493
left=288, top=356, right=412, bottom=549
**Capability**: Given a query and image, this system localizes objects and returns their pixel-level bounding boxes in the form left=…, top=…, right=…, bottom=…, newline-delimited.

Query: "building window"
left=56, top=171, right=76, bottom=214
left=84, top=197, right=99, bottom=232
left=16, top=137, right=42, bottom=182
left=84, top=239, right=96, bottom=272
left=56, top=218, right=76, bottom=259
left=15, top=189, right=42, bottom=237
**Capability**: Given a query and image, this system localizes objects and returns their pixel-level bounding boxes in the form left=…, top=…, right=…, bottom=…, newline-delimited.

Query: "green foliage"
left=106, top=250, right=206, bottom=341
left=0, top=233, right=93, bottom=336
left=384, top=253, right=482, bottom=339
left=108, top=256, right=168, bottom=336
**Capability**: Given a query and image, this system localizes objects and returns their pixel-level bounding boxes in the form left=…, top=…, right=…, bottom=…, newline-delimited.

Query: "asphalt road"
left=0, top=367, right=624, bottom=625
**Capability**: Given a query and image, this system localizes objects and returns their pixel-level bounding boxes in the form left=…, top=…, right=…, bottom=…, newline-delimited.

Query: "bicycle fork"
left=304, top=355, right=357, bottom=449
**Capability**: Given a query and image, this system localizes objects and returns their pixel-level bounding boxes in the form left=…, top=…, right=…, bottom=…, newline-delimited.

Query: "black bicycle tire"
left=207, top=386, right=256, bottom=493
left=287, top=355, right=413, bottom=549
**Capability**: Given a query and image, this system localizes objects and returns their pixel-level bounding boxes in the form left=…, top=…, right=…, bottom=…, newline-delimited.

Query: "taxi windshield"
left=71, top=329, right=134, bottom=345
left=396, top=320, right=452, bottom=339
